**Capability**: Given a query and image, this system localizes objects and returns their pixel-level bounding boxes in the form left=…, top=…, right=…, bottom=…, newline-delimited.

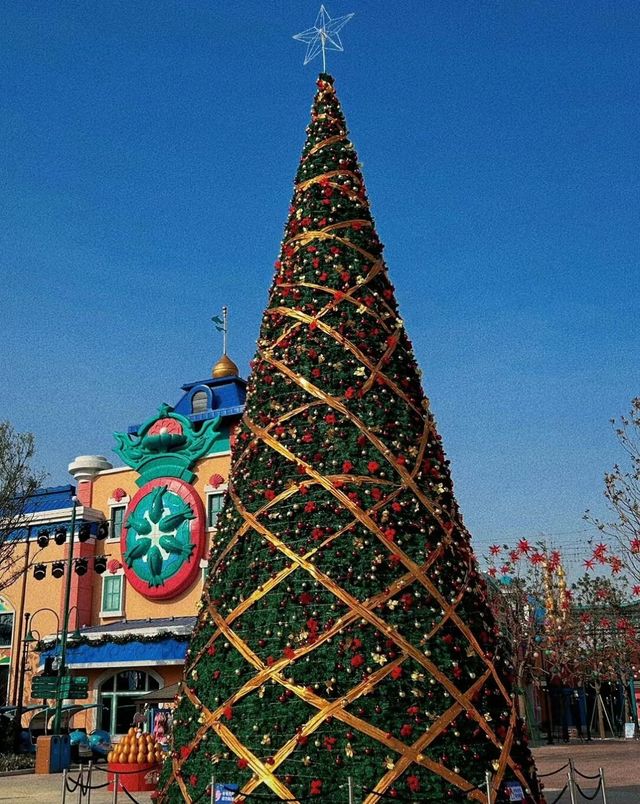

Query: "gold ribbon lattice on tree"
left=158, top=74, right=543, bottom=804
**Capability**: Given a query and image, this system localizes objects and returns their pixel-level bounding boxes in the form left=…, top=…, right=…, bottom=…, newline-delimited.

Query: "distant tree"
left=487, top=541, right=639, bottom=739
left=0, top=421, right=44, bottom=592
left=485, top=541, right=571, bottom=727
left=563, top=573, right=636, bottom=737
left=586, top=398, right=640, bottom=588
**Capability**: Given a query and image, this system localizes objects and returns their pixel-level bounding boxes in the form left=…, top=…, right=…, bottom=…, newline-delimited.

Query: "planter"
left=107, top=762, right=161, bottom=792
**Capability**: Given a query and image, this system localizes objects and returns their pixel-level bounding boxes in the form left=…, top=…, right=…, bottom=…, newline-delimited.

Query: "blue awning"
left=40, top=638, right=188, bottom=670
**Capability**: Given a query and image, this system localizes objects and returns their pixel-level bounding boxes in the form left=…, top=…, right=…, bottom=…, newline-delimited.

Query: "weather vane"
left=211, top=306, right=228, bottom=355
left=293, top=4, right=354, bottom=73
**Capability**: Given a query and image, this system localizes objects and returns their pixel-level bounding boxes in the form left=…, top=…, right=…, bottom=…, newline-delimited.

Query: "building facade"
left=2, top=355, right=244, bottom=738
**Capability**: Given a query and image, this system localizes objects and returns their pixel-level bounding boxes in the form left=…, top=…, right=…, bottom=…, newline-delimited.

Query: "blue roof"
left=40, top=638, right=188, bottom=669
left=128, top=375, right=246, bottom=434
left=24, top=485, right=76, bottom=514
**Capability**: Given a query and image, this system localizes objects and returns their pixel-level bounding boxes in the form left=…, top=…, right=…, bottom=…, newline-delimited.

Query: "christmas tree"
left=158, top=75, right=543, bottom=803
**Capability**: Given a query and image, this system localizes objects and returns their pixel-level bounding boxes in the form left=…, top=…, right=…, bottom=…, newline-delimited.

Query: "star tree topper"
left=293, top=4, right=354, bottom=73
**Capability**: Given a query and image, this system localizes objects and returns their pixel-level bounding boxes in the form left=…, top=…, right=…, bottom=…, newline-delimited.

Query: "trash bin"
left=35, top=734, right=71, bottom=773
left=52, top=734, right=71, bottom=772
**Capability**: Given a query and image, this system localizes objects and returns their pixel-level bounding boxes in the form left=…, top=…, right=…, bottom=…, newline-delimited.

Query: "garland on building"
left=35, top=632, right=191, bottom=651
left=158, top=75, right=543, bottom=803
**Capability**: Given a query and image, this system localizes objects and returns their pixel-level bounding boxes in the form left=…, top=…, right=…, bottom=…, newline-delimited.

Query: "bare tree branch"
left=0, top=421, right=46, bottom=592
left=585, top=398, right=640, bottom=585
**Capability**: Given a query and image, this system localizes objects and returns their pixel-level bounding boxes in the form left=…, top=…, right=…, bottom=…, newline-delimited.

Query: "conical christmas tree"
left=159, top=75, right=543, bottom=804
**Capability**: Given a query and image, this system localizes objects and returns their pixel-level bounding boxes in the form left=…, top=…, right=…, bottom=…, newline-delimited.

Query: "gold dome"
left=212, top=353, right=239, bottom=379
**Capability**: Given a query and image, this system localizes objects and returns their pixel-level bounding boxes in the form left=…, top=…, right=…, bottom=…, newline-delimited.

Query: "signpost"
left=31, top=675, right=89, bottom=700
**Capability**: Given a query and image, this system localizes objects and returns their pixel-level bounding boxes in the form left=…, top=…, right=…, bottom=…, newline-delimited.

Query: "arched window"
left=98, top=670, right=161, bottom=735
left=0, top=600, right=13, bottom=648
left=0, top=598, right=14, bottom=706
left=191, top=390, right=208, bottom=414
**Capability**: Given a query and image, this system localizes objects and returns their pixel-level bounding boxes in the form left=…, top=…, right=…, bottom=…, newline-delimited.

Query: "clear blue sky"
left=1, top=1, right=638, bottom=557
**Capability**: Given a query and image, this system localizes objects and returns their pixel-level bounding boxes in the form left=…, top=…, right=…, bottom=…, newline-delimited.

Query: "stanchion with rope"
left=76, top=764, right=85, bottom=803
left=567, top=769, right=577, bottom=804
left=120, top=787, right=146, bottom=804
left=574, top=778, right=603, bottom=801
left=210, top=772, right=215, bottom=804
left=572, top=763, right=601, bottom=782
left=599, top=767, right=608, bottom=804
left=547, top=784, right=568, bottom=804
left=348, top=775, right=354, bottom=804
left=112, top=771, right=119, bottom=804
left=538, top=763, right=570, bottom=778
left=87, top=760, right=93, bottom=804
left=62, top=768, right=68, bottom=804
left=485, top=770, right=493, bottom=803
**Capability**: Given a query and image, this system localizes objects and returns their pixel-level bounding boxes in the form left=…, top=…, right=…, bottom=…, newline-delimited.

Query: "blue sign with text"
left=215, top=783, right=239, bottom=803
left=503, top=782, right=524, bottom=802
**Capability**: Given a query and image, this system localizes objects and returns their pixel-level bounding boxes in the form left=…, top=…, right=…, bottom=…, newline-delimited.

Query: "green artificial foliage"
left=159, top=75, right=543, bottom=803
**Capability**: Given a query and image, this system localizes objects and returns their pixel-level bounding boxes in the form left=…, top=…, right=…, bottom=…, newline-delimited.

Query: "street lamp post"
left=53, top=498, right=78, bottom=736
left=13, top=612, right=32, bottom=751
left=23, top=606, right=62, bottom=693
left=22, top=604, right=82, bottom=736
left=11, top=525, right=33, bottom=708
left=15, top=604, right=63, bottom=749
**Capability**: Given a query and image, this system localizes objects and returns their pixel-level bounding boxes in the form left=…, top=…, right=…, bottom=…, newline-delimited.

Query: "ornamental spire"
left=211, top=306, right=239, bottom=378
left=159, top=76, right=543, bottom=804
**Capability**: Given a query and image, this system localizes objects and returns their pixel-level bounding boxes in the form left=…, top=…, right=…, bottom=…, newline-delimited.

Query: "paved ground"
left=2, top=741, right=640, bottom=802
left=532, top=740, right=640, bottom=802
left=0, top=765, right=156, bottom=803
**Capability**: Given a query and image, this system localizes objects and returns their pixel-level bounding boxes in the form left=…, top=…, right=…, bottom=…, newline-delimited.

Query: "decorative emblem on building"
left=121, top=477, right=205, bottom=599
left=114, top=404, right=220, bottom=599
left=114, top=403, right=222, bottom=484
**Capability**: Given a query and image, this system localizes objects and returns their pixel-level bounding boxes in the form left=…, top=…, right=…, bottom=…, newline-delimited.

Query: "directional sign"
left=31, top=676, right=58, bottom=699
left=31, top=675, right=89, bottom=700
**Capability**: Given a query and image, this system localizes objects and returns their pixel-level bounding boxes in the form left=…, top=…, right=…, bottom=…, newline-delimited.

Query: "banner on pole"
left=502, top=781, right=524, bottom=801
left=215, top=784, right=238, bottom=802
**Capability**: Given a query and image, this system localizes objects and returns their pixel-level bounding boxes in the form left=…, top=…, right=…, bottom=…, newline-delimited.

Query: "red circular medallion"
left=120, top=477, right=206, bottom=600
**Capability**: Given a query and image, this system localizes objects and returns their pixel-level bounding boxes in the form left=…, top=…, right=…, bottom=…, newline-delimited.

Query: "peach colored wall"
left=2, top=450, right=231, bottom=727
left=89, top=453, right=230, bottom=624
left=4, top=537, right=78, bottom=685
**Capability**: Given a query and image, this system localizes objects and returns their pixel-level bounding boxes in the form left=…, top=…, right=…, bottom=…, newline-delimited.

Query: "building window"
left=0, top=665, right=9, bottom=706
left=99, top=670, right=160, bottom=735
left=110, top=506, right=126, bottom=541
left=101, top=575, right=123, bottom=616
left=0, top=613, right=14, bottom=648
left=192, top=390, right=208, bottom=414
left=207, top=494, right=224, bottom=529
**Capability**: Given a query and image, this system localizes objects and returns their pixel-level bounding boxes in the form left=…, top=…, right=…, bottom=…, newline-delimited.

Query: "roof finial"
left=211, top=307, right=238, bottom=378
left=293, top=4, right=354, bottom=73
left=211, top=306, right=228, bottom=355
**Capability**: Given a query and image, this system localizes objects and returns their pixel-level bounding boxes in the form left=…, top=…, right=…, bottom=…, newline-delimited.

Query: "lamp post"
left=13, top=612, right=32, bottom=751
left=23, top=604, right=82, bottom=737
left=16, top=607, right=62, bottom=714
left=53, top=498, right=78, bottom=736
left=24, top=608, right=62, bottom=644
left=11, top=525, right=33, bottom=708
